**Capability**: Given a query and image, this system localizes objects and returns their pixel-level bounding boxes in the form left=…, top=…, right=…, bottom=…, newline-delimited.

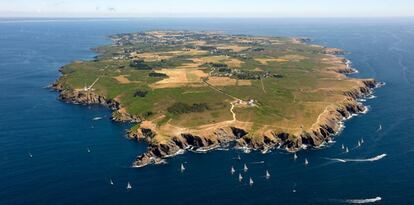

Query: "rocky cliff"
left=130, top=78, right=379, bottom=168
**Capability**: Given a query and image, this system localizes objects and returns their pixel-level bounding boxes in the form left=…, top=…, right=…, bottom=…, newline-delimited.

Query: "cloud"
left=107, top=7, right=116, bottom=12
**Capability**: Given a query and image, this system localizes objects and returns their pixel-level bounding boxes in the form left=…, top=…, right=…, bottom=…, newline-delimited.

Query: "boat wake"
left=325, top=154, right=387, bottom=163
left=344, top=197, right=382, bottom=204
left=250, top=161, right=265, bottom=164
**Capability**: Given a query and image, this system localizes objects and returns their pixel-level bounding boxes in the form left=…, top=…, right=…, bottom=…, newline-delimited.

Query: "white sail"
left=239, top=173, right=243, bottom=181
left=249, top=177, right=254, bottom=186
left=28, top=153, right=33, bottom=158
left=87, top=148, right=91, bottom=153
left=237, top=155, right=241, bottom=160
left=377, top=124, right=382, bottom=132
left=266, top=170, right=270, bottom=178
left=181, top=163, right=185, bottom=172
left=243, top=164, right=248, bottom=172
left=358, top=141, right=361, bottom=147
left=231, top=166, right=235, bottom=174
left=294, top=153, right=298, bottom=160
left=345, top=147, right=349, bottom=153
left=341, top=144, right=345, bottom=150
left=361, top=138, right=364, bottom=144
left=127, top=182, right=132, bottom=189
left=110, top=179, right=114, bottom=185
left=305, top=158, right=309, bottom=165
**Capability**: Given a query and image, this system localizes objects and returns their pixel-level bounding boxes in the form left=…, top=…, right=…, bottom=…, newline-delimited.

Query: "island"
left=53, top=31, right=379, bottom=167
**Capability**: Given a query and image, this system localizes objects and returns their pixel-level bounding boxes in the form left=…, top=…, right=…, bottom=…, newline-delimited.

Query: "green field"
left=56, top=31, right=368, bottom=142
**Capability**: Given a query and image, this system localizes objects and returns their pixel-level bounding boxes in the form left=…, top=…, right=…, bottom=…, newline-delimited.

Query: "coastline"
left=52, top=36, right=382, bottom=168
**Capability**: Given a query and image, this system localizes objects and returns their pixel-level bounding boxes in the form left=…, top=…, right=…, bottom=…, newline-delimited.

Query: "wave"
left=326, top=154, right=387, bottom=163
left=92, top=117, right=103, bottom=121
left=250, top=161, right=265, bottom=164
left=345, top=197, right=382, bottom=204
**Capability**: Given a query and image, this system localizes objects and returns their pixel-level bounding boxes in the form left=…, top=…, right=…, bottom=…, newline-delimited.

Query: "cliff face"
left=129, top=78, right=378, bottom=167
left=52, top=82, right=141, bottom=123
left=132, top=127, right=241, bottom=167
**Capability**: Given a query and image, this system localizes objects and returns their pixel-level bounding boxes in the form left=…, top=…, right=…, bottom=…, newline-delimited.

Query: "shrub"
left=167, top=102, right=209, bottom=114
left=130, top=60, right=152, bottom=70
left=134, top=90, right=148, bottom=97
left=148, top=72, right=168, bottom=78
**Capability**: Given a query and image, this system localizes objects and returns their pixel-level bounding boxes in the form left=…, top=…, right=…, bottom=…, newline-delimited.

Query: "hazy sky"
left=1, top=0, right=414, bottom=17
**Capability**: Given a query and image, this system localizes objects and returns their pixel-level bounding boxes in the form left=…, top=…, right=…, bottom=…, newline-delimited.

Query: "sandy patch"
left=207, top=77, right=237, bottom=86
left=255, top=58, right=289, bottom=65
left=192, top=56, right=244, bottom=68
left=150, top=68, right=207, bottom=89
left=279, top=54, right=308, bottom=61
left=113, top=75, right=138, bottom=84
left=217, top=45, right=250, bottom=52
left=237, top=80, right=252, bottom=86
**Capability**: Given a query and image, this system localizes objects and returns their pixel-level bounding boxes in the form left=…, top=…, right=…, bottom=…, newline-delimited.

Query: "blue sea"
left=1, top=18, right=414, bottom=205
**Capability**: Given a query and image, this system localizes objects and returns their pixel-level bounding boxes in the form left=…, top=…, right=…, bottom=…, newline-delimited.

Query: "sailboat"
left=87, top=147, right=91, bottom=153
left=361, top=138, right=364, bottom=144
left=304, top=158, right=309, bottom=165
left=249, top=177, right=254, bottom=186
left=180, top=163, right=185, bottom=172
left=341, top=144, right=345, bottom=150
left=110, top=179, right=114, bottom=185
left=238, top=173, right=243, bottom=181
left=231, top=166, right=235, bottom=174
left=243, top=164, right=248, bottom=172
left=293, top=153, right=298, bottom=160
left=126, top=182, right=132, bottom=190
left=28, top=153, right=33, bottom=158
left=237, top=155, right=241, bottom=160
left=377, top=124, right=382, bottom=132
left=357, top=140, right=361, bottom=147
left=265, top=170, right=271, bottom=179
left=345, top=147, right=349, bottom=153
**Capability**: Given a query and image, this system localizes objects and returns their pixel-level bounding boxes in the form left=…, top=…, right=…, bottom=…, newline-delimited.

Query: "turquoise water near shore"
left=1, top=18, right=414, bottom=204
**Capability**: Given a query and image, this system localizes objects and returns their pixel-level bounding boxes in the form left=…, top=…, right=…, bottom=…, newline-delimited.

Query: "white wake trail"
left=345, top=197, right=382, bottom=204
left=326, top=154, right=387, bottom=163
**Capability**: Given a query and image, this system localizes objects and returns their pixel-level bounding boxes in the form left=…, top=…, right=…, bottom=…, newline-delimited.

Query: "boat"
left=293, top=153, right=298, bottom=160
left=28, top=153, right=33, bottom=158
left=110, top=179, right=114, bottom=185
left=127, top=182, right=132, bottom=190
left=357, top=141, right=361, bottom=147
left=92, top=117, right=103, bottom=121
left=377, top=124, right=382, bottom=132
left=180, top=163, right=185, bottom=172
left=243, top=164, right=248, bottom=172
left=239, top=173, right=243, bottom=181
left=341, top=144, right=345, bottom=150
left=87, top=148, right=91, bottom=153
left=237, top=155, right=241, bottom=160
left=265, top=170, right=270, bottom=179
left=345, top=147, right=349, bottom=153
left=231, top=166, right=235, bottom=174
left=249, top=177, right=254, bottom=186
left=304, top=158, right=309, bottom=165
left=361, top=138, right=364, bottom=144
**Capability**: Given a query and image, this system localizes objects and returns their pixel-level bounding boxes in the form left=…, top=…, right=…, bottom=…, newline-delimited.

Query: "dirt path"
left=260, top=77, right=266, bottom=93
left=230, top=102, right=237, bottom=121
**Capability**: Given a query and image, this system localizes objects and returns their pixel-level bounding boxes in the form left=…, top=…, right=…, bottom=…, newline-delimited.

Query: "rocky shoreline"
left=52, top=50, right=382, bottom=169
left=128, top=78, right=380, bottom=167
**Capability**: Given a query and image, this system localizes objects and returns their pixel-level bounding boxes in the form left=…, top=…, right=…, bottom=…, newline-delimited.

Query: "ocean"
left=0, top=18, right=414, bottom=204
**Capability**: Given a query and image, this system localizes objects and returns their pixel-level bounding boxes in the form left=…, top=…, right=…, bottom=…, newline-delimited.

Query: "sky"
left=1, top=0, right=414, bottom=18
